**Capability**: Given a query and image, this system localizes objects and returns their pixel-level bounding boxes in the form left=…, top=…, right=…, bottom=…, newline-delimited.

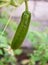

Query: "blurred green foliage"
left=27, top=22, right=48, bottom=65
left=0, top=0, right=24, bottom=7
left=0, top=11, right=22, bottom=65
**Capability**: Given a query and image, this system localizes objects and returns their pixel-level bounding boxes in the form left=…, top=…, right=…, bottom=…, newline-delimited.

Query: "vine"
left=1, top=7, right=16, bottom=35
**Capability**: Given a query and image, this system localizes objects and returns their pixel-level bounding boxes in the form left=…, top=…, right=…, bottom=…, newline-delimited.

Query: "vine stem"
left=25, top=0, right=28, bottom=11
left=1, top=7, right=16, bottom=35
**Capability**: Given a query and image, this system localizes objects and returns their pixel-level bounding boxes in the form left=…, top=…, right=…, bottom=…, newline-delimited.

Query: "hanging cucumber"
left=11, top=0, right=31, bottom=50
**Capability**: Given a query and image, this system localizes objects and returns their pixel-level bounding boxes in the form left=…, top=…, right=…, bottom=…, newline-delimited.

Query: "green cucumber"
left=11, top=11, right=31, bottom=49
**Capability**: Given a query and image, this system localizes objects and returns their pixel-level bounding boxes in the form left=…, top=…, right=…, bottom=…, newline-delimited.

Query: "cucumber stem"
left=25, top=0, right=28, bottom=11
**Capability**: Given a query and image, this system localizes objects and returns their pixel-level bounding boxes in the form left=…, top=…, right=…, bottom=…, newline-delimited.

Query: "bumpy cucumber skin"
left=11, top=11, right=31, bottom=49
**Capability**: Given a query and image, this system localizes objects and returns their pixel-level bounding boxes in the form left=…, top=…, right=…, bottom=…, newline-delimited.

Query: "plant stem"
left=25, top=0, right=28, bottom=11
left=1, top=8, right=16, bottom=35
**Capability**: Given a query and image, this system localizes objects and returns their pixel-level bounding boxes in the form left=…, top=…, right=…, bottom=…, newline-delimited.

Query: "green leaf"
left=27, top=31, right=41, bottom=44
left=33, top=50, right=41, bottom=61
left=14, top=49, right=22, bottom=55
left=29, top=54, right=35, bottom=65
left=40, top=60, right=47, bottom=65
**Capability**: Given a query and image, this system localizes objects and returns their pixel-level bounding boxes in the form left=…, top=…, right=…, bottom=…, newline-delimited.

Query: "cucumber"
left=11, top=11, right=31, bottom=49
